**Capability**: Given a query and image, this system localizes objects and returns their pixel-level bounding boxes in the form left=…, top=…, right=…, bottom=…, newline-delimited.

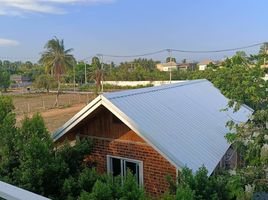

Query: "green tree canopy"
left=39, top=37, right=76, bottom=107
left=0, top=69, right=10, bottom=92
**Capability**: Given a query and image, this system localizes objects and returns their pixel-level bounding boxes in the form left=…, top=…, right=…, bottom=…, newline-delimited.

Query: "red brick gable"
left=57, top=106, right=177, bottom=197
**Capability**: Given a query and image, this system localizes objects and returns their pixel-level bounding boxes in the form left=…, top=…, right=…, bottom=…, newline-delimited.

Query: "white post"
left=84, top=61, right=87, bottom=84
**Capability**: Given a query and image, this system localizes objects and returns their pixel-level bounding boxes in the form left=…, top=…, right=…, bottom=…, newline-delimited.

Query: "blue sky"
left=0, top=0, right=267, bottom=63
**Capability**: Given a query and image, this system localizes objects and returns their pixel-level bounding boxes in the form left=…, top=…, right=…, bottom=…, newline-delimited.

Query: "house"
left=197, top=59, right=214, bottom=70
left=10, top=74, right=30, bottom=84
left=10, top=74, right=31, bottom=88
left=177, top=62, right=196, bottom=71
left=156, top=61, right=178, bottom=71
left=53, top=80, right=252, bottom=197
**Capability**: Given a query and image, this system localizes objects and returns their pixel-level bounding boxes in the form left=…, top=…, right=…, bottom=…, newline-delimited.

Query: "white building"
left=198, top=60, right=213, bottom=71
left=156, top=61, right=178, bottom=71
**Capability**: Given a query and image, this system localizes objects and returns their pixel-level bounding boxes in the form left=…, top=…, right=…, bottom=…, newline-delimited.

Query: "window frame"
left=107, top=155, right=144, bottom=186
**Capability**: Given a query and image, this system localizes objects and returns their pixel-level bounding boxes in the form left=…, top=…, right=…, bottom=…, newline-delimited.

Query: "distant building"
left=10, top=74, right=30, bottom=84
left=177, top=62, right=196, bottom=71
left=10, top=74, right=31, bottom=88
left=156, top=61, right=196, bottom=71
left=156, top=61, right=178, bottom=71
left=198, top=60, right=214, bottom=70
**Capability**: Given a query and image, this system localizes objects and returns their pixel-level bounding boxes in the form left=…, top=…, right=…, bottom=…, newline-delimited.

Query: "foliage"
left=259, top=42, right=268, bottom=54
left=164, top=167, right=247, bottom=200
left=166, top=57, right=176, bottom=63
left=79, top=83, right=153, bottom=92
left=78, top=171, right=147, bottom=200
left=0, top=96, right=18, bottom=182
left=34, top=74, right=57, bottom=92
left=0, top=69, right=10, bottom=92
left=0, top=96, right=93, bottom=199
left=39, top=37, right=76, bottom=107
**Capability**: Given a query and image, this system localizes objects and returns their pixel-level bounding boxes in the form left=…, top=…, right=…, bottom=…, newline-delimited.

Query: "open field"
left=16, top=103, right=86, bottom=132
left=12, top=93, right=93, bottom=115
left=11, top=93, right=95, bottom=132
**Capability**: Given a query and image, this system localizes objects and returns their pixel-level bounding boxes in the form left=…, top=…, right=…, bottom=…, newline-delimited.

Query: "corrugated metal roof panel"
left=103, top=79, right=252, bottom=174
left=0, top=181, right=51, bottom=200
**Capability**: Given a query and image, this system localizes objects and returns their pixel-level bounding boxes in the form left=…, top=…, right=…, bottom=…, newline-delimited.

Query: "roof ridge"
left=106, top=79, right=207, bottom=100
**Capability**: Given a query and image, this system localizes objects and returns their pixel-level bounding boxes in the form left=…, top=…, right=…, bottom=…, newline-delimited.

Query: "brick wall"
left=58, top=106, right=177, bottom=197
left=86, top=137, right=177, bottom=197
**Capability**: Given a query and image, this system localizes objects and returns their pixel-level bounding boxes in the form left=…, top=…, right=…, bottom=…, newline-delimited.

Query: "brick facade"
left=58, top=106, right=177, bottom=197
left=86, top=137, right=176, bottom=197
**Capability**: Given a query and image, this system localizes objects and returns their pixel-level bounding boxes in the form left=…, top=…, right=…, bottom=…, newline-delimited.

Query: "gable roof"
left=198, top=59, right=214, bottom=65
left=53, top=79, right=253, bottom=175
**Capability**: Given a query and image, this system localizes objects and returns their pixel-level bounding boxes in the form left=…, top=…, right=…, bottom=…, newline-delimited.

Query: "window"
left=107, top=155, right=143, bottom=185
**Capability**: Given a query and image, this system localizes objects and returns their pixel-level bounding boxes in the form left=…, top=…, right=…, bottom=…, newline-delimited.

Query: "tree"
left=182, top=59, right=187, bottom=64
left=39, top=37, right=76, bottom=107
left=0, top=96, right=19, bottom=182
left=222, top=51, right=249, bottom=68
left=164, top=166, right=230, bottom=200
left=34, top=74, right=56, bottom=92
left=259, top=42, right=268, bottom=54
left=0, top=70, right=10, bottom=92
left=166, top=57, right=176, bottom=63
left=90, top=57, right=103, bottom=94
left=78, top=171, right=147, bottom=200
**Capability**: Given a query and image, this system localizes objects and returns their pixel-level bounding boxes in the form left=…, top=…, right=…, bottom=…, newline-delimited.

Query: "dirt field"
left=16, top=103, right=86, bottom=132
left=12, top=93, right=93, bottom=115
left=13, top=93, right=94, bottom=133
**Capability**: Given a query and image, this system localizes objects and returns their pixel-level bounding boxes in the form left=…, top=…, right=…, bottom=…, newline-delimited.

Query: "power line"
left=0, top=42, right=264, bottom=61
left=171, top=42, right=263, bottom=53
left=79, top=55, right=95, bottom=61
left=99, top=49, right=166, bottom=58
left=0, top=56, right=39, bottom=60
left=98, top=42, right=263, bottom=58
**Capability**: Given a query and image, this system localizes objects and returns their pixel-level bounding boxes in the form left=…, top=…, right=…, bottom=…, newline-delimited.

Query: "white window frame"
left=107, top=155, right=144, bottom=186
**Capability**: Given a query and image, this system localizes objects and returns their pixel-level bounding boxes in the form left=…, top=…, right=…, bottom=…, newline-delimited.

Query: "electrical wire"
left=99, top=49, right=167, bottom=58
left=1, top=42, right=264, bottom=61
left=171, top=42, right=263, bottom=53
left=79, top=55, right=95, bottom=61
left=98, top=42, right=263, bottom=58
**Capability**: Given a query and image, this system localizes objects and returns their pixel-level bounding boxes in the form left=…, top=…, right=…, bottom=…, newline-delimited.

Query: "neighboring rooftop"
left=198, top=59, right=214, bottom=65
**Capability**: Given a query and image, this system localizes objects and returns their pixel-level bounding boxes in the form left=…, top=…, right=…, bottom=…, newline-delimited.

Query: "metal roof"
left=53, top=79, right=253, bottom=175
left=0, top=181, right=51, bottom=200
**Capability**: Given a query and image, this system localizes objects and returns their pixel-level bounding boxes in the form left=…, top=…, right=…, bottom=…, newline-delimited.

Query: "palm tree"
left=40, top=37, right=75, bottom=107
left=90, top=56, right=103, bottom=95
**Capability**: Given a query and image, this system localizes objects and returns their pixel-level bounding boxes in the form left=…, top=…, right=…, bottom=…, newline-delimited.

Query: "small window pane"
left=126, top=161, right=140, bottom=183
left=111, top=158, right=121, bottom=176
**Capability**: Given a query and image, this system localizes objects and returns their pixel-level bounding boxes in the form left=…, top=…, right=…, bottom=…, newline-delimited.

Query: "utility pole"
left=264, top=42, right=267, bottom=65
left=73, top=61, right=76, bottom=92
left=102, top=55, right=104, bottom=93
left=167, top=49, right=172, bottom=83
left=84, top=61, right=87, bottom=84
left=97, top=54, right=104, bottom=93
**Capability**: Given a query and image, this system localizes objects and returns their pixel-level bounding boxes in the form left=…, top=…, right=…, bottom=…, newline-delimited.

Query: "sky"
left=0, top=0, right=267, bottom=63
